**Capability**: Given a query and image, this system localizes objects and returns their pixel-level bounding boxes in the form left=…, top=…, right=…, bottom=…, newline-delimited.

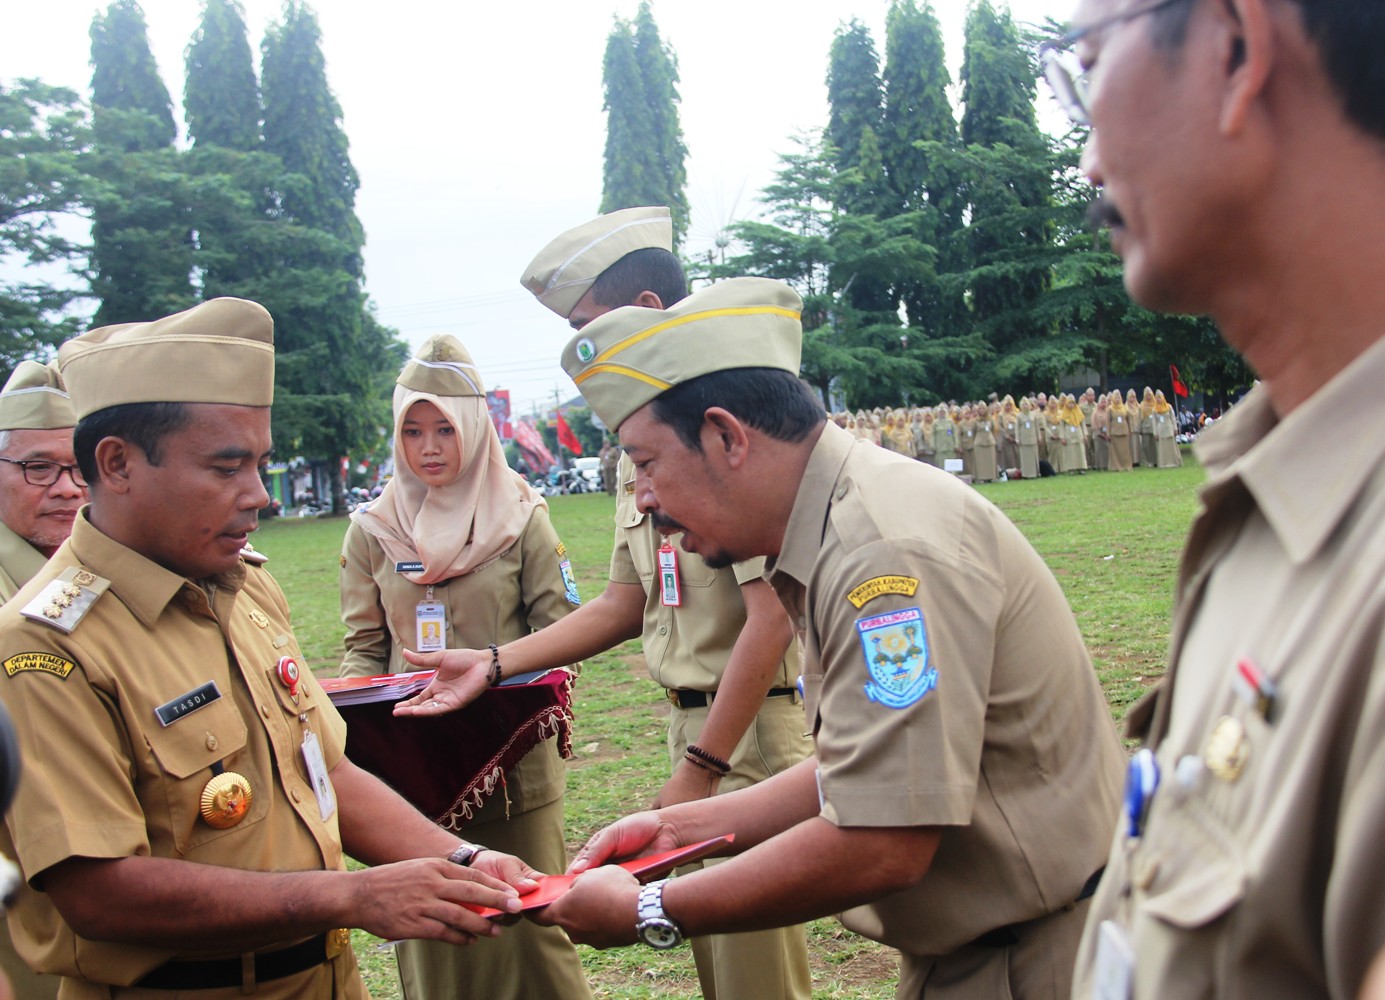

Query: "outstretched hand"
left=392, top=647, right=492, bottom=716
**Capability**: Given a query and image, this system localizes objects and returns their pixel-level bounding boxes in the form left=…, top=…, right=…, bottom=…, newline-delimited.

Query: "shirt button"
left=291, top=789, right=301, bottom=803
left=205, top=733, right=218, bottom=751
left=835, top=486, right=848, bottom=500
left=260, top=704, right=271, bottom=718
left=658, top=626, right=668, bottom=636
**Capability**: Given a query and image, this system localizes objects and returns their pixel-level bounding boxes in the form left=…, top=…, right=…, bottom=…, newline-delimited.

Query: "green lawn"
left=258, top=457, right=1204, bottom=999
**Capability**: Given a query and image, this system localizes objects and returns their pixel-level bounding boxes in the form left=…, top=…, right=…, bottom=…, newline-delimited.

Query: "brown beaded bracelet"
left=487, top=644, right=503, bottom=687
left=685, top=744, right=730, bottom=775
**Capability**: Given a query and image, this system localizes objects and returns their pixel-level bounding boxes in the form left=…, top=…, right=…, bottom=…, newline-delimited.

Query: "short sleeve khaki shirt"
left=608, top=454, right=797, bottom=692
left=768, top=423, right=1122, bottom=956
left=1074, top=335, right=1385, bottom=1000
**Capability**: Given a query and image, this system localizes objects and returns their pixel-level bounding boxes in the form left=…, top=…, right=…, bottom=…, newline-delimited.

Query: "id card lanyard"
left=659, top=543, right=682, bottom=607
left=416, top=584, right=447, bottom=653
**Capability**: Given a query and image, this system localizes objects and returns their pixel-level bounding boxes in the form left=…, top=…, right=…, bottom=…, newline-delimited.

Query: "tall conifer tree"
left=87, top=0, right=194, bottom=325
left=631, top=2, right=688, bottom=246
left=880, top=0, right=959, bottom=334
left=260, top=1, right=397, bottom=505
left=185, top=0, right=261, bottom=151
left=955, top=0, right=1056, bottom=386
left=825, top=19, right=883, bottom=204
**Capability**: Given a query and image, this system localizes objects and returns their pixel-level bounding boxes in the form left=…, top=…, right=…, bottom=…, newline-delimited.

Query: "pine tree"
left=262, top=0, right=362, bottom=270
left=880, top=0, right=953, bottom=212
left=260, top=0, right=397, bottom=508
left=600, top=19, right=658, bottom=217
left=87, top=0, right=195, bottom=325
left=632, top=2, right=688, bottom=246
left=185, top=0, right=261, bottom=151
left=953, top=0, right=1056, bottom=389
left=825, top=19, right=883, bottom=204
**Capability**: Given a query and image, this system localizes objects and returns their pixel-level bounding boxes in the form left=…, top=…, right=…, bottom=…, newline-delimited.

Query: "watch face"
left=638, top=919, right=682, bottom=949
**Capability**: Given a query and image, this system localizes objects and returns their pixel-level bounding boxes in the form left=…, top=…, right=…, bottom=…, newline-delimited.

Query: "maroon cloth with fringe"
left=337, top=670, right=572, bottom=831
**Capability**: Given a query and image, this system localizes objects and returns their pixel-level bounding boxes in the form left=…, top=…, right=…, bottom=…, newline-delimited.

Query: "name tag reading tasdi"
left=395, top=561, right=425, bottom=574
left=156, top=681, right=222, bottom=727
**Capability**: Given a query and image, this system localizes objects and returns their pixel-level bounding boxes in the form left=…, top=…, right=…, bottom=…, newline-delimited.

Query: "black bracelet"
left=685, top=744, right=730, bottom=775
left=487, top=643, right=503, bottom=687
left=683, top=752, right=723, bottom=776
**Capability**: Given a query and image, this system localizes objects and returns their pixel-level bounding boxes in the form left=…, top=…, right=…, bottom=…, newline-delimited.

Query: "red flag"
left=1170, top=364, right=1189, bottom=398
left=513, top=418, right=555, bottom=471
left=555, top=413, right=583, bottom=456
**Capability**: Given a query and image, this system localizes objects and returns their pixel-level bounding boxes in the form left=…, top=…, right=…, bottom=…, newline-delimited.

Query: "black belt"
left=667, top=687, right=796, bottom=710
left=970, top=867, right=1105, bottom=949
left=134, top=932, right=332, bottom=990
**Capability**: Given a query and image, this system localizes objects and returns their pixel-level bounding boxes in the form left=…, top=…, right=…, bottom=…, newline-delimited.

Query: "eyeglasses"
left=1040, top=0, right=1193, bottom=125
left=0, top=458, right=87, bottom=488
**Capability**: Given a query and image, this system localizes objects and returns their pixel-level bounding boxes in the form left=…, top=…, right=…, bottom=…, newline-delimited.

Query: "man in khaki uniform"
left=401, top=207, right=814, bottom=1000
left=1041, top=0, right=1385, bottom=996
left=0, top=299, right=535, bottom=998
left=0, top=361, right=85, bottom=1000
left=527, top=278, right=1124, bottom=999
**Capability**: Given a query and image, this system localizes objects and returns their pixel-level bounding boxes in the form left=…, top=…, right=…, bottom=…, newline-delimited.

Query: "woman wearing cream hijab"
left=339, top=336, right=592, bottom=1000
left=1107, top=391, right=1133, bottom=471
left=1152, top=389, right=1183, bottom=467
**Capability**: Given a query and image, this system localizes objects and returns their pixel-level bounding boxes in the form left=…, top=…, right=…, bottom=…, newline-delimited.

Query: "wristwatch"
left=635, top=878, right=685, bottom=949
left=447, top=842, right=487, bottom=867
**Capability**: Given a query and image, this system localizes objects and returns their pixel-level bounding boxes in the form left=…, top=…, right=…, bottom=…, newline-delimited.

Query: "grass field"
left=259, top=456, right=1205, bottom=998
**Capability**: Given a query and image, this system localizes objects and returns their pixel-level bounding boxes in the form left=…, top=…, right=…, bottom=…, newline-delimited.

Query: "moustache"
left=1087, top=194, right=1124, bottom=232
left=649, top=512, right=686, bottom=535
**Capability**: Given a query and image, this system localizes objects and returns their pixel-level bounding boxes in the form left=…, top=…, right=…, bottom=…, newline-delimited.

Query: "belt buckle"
left=326, top=928, right=351, bottom=960
left=665, top=689, right=681, bottom=709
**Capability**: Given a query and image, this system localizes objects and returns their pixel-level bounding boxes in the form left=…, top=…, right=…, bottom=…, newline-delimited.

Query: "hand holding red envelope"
left=472, top=835, right=734, bottom=919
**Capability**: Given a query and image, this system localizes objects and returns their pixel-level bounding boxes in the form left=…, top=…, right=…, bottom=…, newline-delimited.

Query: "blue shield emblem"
left=857, top=606, right=936, bottom=709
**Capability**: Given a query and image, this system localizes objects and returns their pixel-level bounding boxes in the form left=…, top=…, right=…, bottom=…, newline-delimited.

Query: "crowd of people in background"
left=833, top=385, right=1196, bottom=482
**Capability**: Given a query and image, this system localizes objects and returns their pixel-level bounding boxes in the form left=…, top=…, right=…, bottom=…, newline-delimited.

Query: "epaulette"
left=240, top=542, right=269, bottom=566
left=20, top=566, right=110, bottom=635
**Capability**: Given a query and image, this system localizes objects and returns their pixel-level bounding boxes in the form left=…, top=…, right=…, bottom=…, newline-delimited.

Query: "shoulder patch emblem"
left=846, top=576, right=920, bottom=609
left=560, top=558, right=581, bottom=606
left=856, top=607, right=937, bottom=709
left=555, top=542, right=567, bottom=558
left=4, top=652, right=75, bottom=680
left=20, top=566, right=110, bottom=635
left=339, top=555, right=347, bottom=568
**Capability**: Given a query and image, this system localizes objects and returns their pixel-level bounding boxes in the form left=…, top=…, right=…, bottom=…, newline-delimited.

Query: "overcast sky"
left=4, top=0, right=1076, bottom=414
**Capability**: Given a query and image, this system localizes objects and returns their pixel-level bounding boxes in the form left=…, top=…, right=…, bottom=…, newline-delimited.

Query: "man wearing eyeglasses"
left=1043, top=1, right=1385, bottom=998
left=0, top=362, right=86, bottom=604
left=0, top=360, right=83, bottom=1000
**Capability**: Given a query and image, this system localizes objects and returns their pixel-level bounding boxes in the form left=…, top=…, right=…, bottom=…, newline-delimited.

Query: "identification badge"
left=415, top=602, right=446, bottom=653
left=1092, top=919, right=1134, bottom=1000
left=658, top=543, right=681, bottom=607
left=395, top=561, right=425, bottom=574
left=302, top=731, right=336, bottom=821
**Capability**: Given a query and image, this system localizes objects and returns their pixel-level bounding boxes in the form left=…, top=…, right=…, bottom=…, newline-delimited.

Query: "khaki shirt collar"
left=66, top=510, right=248, bottom=628
left=768, top=421, right=852, bottom=589
left=1194, top=334, right=1385, bottom=565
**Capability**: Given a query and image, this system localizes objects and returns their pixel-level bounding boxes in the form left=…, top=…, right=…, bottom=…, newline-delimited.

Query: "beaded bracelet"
left=683, top=752, right=724, bottom=776
left=487, top=643, right=503, bottom=687
left=685, top=744, right=730, bottom=776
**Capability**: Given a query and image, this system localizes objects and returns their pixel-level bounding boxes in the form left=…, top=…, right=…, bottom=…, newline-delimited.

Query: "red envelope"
left=472, top=834, right=735, bottom=919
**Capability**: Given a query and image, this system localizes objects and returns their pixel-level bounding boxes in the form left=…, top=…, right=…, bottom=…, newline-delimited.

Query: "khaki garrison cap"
left=561, top=277, right=803, bottom=430
left=0, top=361, right=77, bottom=430
left=58, top=298, right=274, bottom=420
left=520, top=206, right=673, bottom=318
left=398, top=335, right=484, bottom=397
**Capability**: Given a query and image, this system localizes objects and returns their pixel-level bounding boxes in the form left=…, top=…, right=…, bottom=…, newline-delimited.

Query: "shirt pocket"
left=1140, top=789, right=1247, bottom=929
left=143, top=694, right=263, bottom=855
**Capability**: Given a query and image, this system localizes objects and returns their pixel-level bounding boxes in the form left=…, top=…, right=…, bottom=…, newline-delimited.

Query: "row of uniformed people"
left=840, top=385, right=1185, bottom=479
